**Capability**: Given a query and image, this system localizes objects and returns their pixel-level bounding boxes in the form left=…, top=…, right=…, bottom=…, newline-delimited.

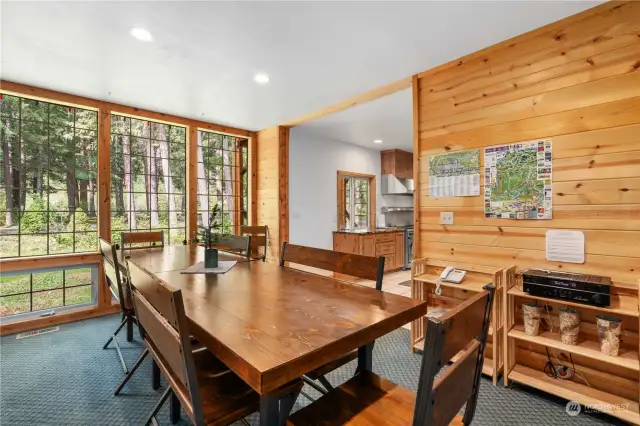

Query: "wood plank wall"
left=416, top=1, right=640, bottom=286
left=256, top=126, right=289, bottom=261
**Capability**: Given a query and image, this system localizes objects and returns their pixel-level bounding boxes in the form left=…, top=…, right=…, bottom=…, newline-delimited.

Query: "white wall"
left=289, top=127, right=383, bottom=250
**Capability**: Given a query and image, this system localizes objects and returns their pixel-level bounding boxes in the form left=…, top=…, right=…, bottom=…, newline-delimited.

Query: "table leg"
left=357, top=343, right=374, bottom=373
left=152, top=360, right=161, bottom=390
left=259, top=394, right=279, bottom=426
left=259, top=389, right=300, bottom=426
left=279, top=389, right=300, bottom=426
left=169, top=391, right=181, bottom=424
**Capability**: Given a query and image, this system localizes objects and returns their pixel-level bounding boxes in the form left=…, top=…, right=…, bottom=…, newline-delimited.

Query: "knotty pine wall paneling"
left=256, top=126, right=289, bottom=262
left=416, top=1, right=640, bottom=286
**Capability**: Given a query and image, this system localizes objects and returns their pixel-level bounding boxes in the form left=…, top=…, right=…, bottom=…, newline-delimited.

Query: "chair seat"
left=287, top=371, right=464, bottom=426
left=192, top=350, right=260, bottom=425
left=305, top=350, right=358, bottom=380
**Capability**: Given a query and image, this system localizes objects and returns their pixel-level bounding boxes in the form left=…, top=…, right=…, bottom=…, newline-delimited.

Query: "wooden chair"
left=287, top=285, right=496, bottom=426
left=99, top=238, right=149, bottom=393
left=280, top=242, right=385, bottom=393
left=215, top=234, right=252, bottom=260
left=240, top=225, right=268, bottom=261
left=121, top=230, right=165, bottom=250
left=126, top=260, right=261, bottom=426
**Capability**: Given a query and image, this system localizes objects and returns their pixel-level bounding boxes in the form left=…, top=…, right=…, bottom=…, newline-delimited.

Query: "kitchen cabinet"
left=381, top=149, right=413, bottom=179
left=333, top=230, right=405, bottom=273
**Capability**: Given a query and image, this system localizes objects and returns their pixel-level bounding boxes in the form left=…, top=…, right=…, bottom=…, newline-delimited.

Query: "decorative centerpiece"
left=194, top=205, right=222, bottom=268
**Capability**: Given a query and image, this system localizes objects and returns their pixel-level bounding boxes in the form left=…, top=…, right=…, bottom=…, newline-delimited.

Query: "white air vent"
left=16, top=326, right=59, bottom=339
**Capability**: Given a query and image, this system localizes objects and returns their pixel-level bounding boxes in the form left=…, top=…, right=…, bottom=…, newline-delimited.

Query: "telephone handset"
left=440, top=266, right=466, bottom=284
left=435, top=266, right=467, bottom=296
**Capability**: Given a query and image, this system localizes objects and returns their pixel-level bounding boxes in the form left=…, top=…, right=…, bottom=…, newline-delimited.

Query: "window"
left=0, top=265, right=97, bottom=318
left=196, top=130, right=249, bottom=234
left=0, top=94, right=98, bottom=258
left=337, top=171, right=375, bottom=231
left=110, top=115, right=187, bottom=245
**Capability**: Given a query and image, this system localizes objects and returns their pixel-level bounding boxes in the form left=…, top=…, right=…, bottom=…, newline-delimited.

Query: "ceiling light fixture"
left=254, top=73, right=270, bottom=84
left=130, top=27, right=153, bottom=42
left=373, top=139, right=383, bottom=144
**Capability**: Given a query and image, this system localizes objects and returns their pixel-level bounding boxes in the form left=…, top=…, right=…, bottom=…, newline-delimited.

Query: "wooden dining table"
left=120, top=244, right=428, bottom=425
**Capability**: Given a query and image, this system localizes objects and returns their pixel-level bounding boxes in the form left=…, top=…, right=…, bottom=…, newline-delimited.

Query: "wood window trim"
left=0, top=81, right=256, bottom=332
left=337, top=170, right=376, bottom=232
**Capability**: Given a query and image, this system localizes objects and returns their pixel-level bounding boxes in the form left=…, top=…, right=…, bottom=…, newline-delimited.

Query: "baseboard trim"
left=0, top=304, right=121, bottom=336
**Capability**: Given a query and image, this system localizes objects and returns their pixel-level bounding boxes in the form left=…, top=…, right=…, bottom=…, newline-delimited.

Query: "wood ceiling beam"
left=282, top=76, right=412, bottom=127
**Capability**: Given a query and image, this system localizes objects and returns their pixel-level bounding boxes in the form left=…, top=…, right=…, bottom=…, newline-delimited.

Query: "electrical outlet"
left=440, top=212, right=454, bottom=225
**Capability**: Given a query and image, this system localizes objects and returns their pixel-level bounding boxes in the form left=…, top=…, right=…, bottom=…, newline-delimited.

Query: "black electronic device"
left=521, top=269, right=611, bottom=307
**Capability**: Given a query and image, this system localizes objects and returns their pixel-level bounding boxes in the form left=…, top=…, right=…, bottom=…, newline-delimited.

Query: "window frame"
left=0, top=94, right=100, bottom=259
left=108, top=114, right=187, bottom=246
left=196, top=129, right=249, bottom=235
left=337, top=170, right=376, bottom=232
left=0, top=263, right=98, bottom=322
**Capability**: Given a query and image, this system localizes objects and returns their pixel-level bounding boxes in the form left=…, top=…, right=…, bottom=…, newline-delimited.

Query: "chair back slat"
left=121, top=231, right=165, bottom=249
left=249, top=235, right=266, bottom=249
left=127, top=260, right=204, bottom=422
left=217, top=234, right=251, bottom=259
left=430, top=341, right=481, bottom=426
left=240, top=225, right=267, bottom=234
left=99, top=238, right=130, bottom=309
left=99, top=238, right=118, bottom=266
left=133, top=290, right=189, bottom=387
left=280, top=242, right=383, bottom=283
left=127, top=260, right=179, bottom=328
left=240, top=225, right=268, bottom=261
left=413, top=285, right=494, bottom=426
left=438, top=290, right=491, bottom=363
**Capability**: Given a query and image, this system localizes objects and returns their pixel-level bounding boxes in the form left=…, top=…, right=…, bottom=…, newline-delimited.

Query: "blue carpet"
left=0, top=314, right=625, bottom=425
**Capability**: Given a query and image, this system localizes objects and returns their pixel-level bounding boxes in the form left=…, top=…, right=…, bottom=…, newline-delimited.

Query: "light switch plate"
left=440, top=212, right=454, bottom=225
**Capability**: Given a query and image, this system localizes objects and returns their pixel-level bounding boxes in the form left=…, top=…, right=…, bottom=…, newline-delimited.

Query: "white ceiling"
left=299, top=89, right=413, bottom=151
left=1, top=1, right=599, bottom=131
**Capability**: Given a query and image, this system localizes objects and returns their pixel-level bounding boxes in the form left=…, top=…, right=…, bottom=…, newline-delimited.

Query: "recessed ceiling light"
left=130, top=27, right=153, bottom=42
left=373, top=139, right=383, bottom=144
left=254, top=73, right=270, bottom=84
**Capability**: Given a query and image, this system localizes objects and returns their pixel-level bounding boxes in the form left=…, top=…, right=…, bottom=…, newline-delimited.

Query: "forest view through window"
left=0, top=94, right=98, bottom=258
left=110, top=115, right=187, bottom=245
left=197, top=130, right=248, bottom=234
left=338, top=172, right=374, bottom=231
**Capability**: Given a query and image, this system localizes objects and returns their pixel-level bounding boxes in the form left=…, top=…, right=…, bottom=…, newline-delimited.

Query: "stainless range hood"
left=381, top=174, right=414, bottom=195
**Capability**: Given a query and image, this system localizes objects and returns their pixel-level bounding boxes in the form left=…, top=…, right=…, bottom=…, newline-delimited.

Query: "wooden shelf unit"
left=410, top=258, right=511, bottom=385
left=504, top=273, right=640, bottom=425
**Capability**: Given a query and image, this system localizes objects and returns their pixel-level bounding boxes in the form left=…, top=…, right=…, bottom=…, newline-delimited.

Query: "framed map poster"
left=484, top=139, right=552, bottom=220
left=428, top=150, right=480, bottom=197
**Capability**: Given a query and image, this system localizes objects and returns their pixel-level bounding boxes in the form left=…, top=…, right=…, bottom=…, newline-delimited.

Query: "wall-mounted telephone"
left=440, top=266, right=467, bottom=284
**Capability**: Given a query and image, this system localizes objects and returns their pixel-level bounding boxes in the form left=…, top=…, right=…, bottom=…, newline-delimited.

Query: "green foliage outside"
left=0, top=268, right=93, bottom=316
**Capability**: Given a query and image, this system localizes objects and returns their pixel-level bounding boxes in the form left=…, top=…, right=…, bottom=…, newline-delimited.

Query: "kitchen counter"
left=333, top=229, right=405, bottom=272
left=333, top=227, right=400, bottom=235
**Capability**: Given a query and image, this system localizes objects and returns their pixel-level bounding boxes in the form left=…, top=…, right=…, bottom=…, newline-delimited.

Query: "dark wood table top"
left=123, top=245, right=428, bottom=394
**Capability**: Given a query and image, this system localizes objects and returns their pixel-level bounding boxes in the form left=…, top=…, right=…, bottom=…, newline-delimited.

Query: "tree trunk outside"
left=222, top=136, right=233, bottom=231
left=19, top=148, right=27, bottom=212
left=196, top=134, right=209, bottom=227
left=123, top=134, right=136, bottom=229
left=88, top=179, right=96, bottom=217
left=149, top=145, right=159, bottom=227
left=79, top=180, right=88, bottom=211
left=2, top=132, right=13, bottom=226
left=66, top=170, right=76, bottom=215
left=159, top=135, right=177, bottom=228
